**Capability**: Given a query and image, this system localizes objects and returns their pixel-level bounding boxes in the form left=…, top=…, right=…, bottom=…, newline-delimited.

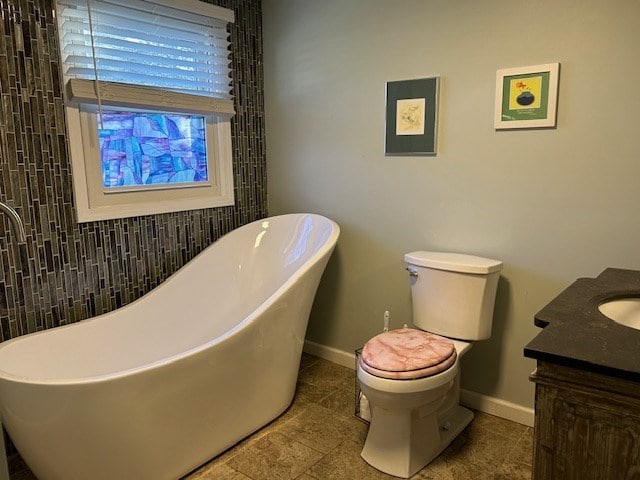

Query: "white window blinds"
left=56, top=0, right=235, bottom=114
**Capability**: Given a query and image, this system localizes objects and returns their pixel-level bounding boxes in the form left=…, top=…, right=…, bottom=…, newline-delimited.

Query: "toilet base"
left=361, top=404, right=474, bottom=478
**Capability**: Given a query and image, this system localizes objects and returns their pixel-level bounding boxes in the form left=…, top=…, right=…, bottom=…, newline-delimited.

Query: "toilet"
left=357, top=251, right=502, bottom=478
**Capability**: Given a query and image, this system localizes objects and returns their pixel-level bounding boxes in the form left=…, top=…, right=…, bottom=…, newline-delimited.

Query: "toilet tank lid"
left=404, top=251, right=503, bottom=274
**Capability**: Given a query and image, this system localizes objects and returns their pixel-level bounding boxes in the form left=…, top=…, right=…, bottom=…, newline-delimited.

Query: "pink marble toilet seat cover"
left=359, top=351, right=456, bottom=379
left=360, top=328, right=457, bottom=380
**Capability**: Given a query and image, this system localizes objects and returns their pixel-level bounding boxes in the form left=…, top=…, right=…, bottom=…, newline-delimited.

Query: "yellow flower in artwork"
left=509, top=75, right=542, bottom=110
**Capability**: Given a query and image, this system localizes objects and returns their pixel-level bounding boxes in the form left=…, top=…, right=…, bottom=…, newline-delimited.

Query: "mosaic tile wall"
left=0, top=0, right=267, bottom=341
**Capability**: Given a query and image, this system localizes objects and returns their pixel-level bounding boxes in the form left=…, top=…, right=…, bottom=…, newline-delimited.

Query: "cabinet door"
left=533, top=381, right=640, bottom=480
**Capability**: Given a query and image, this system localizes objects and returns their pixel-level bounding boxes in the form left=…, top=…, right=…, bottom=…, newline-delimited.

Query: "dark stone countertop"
left=524, top=268, right=640, bottom=383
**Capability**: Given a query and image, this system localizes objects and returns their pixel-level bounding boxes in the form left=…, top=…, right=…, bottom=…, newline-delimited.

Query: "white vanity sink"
left=598, top=297, right=640, bottom=330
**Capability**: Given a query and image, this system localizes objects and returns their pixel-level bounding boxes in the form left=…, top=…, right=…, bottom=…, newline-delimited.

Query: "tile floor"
left=8, top=354, right=533, bottom=479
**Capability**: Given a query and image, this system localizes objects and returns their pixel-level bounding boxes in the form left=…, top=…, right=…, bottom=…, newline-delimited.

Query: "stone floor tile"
left=297, top=358, right=353, bottom=393
left=275, top=402, right=367, bottom=453
left=204, top=421, right=275, bottom=466
left=185, top=461, right=252, bottom=480
left=305, top=439, right=396, bottom=480
left=467, top=411, right=528, bottom=441
left=317, top=381, right=358, bottom=419
left=505, top=426, right=534, bottom=465
left=440, top=418, right=523, bottom=469
left=226, top=431, right=324, bottom=480
left=410, top=456, right=458, bottom=479
left=299, top=352, right=320, bottom=371
left=293, top=378, right=334, bottom=405
left=491, top=460, right=532, bottom=480
left=294, top=474, right=319, bottom=480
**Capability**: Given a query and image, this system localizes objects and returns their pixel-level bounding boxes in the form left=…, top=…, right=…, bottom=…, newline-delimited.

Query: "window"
left=55, top=0, right=235, bottom=222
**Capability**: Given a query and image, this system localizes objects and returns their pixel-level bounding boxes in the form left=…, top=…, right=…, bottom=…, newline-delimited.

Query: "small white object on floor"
left=359, top=392, right=371, bottom=422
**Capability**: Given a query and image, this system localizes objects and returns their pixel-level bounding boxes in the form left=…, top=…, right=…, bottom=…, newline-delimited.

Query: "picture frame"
left=494, top=63, right=560, bottom=130
left=385, top=77, right=439, bottom=155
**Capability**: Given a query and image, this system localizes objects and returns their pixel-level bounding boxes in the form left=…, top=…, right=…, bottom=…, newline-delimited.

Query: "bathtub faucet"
left=0, top=201, right=27, bottom=243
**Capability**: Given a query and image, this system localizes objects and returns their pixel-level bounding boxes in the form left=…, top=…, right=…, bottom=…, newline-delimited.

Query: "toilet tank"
left=404, top=251, right=503, bottom=341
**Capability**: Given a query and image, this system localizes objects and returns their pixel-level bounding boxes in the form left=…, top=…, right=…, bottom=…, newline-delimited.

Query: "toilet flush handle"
left=406, top=267, right=418, bottom=277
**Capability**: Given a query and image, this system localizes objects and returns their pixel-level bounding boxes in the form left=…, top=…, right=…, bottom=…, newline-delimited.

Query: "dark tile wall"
left=0, top=0, right=266, bottom=341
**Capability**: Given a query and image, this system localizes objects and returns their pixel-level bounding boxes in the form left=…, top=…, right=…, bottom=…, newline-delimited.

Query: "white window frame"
left=56, top=0, right=236, bottom=222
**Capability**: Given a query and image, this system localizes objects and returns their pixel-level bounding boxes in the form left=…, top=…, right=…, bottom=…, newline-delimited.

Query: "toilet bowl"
left=358, top=251, right=502, bottom=478
left=357, top=336, right=472, bottom=478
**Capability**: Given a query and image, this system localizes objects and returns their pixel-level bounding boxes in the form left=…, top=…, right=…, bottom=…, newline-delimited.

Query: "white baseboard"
left=303, top=340, right=356, bottom=369
left=303, top=340, right=535, bottom=427
left=460, top=389, right=534, bottom=427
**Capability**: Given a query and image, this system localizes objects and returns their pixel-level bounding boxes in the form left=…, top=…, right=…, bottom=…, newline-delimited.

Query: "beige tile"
left=489, top=426, right=533, bottom=480
left=206, top=424, right=273, bottom=465
left=492, top=460, right=532, bottom=480
left=185, top=461, right=252, bottom=480
left=317, top=381, right=358, bottom=419
left=227, top=431, right=323, bottom=480
left=438, top=422, right=521, bottom=474
left=293, top=378, right=334, bottom=405
left=443, top=462, right=491, bottom=480
left=467, top=411, right=528, bottom=441
left=276, top=402, right=367, bottom=453
left=299, top=352, right=320, bottom=371
left=306, top=439, right=396, bottom=480
left=411, top=456, right=457, bottom=479
left=297, top=358, right=353, bottom=393
left=505, top=426, right=533, bottom=465
left=295, top=474, right=319, bottom=480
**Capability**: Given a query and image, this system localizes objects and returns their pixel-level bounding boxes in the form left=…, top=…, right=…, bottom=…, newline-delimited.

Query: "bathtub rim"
left=0, top=213, right=340, bottom=386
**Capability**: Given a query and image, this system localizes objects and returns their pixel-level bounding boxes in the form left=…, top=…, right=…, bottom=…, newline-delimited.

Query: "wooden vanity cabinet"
left=530, top=361, right=640, bottom=480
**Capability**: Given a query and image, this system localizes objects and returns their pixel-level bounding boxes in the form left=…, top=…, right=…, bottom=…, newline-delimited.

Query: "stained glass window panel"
left=98, top=111, right=209, bottom=189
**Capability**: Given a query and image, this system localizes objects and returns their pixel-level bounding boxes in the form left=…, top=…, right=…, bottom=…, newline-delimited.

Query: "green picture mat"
left=501, top=71, right=550, bottom=122
left=385, top=77, right=438, bottom=155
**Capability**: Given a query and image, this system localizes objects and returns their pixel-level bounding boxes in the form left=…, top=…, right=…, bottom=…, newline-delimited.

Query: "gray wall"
left=0, top=0, right=266, bottom=340
left=263, top=0, right=640, bottom=409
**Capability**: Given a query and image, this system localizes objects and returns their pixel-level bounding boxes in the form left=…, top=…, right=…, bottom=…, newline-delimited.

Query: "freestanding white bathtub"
left=0, top=213, right=339, bottom=480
